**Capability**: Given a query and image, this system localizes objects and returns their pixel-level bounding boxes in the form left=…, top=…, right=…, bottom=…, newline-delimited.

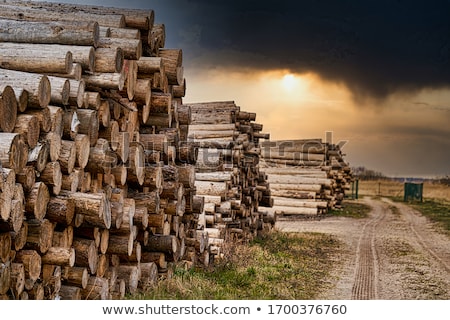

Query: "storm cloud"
left=149, top=0, right=450, bottom=101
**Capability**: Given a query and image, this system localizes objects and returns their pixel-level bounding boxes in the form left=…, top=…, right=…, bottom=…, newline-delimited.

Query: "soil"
left=275, top=197, right=450, bottom=300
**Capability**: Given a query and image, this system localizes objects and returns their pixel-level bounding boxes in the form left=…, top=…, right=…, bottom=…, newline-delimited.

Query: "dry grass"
left=358, top=180, right=450, bottom=202
left=131, top=231, right=341, bottom=300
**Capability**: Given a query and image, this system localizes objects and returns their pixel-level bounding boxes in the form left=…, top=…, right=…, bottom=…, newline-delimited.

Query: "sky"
left=41, top=0, right=450, bottom=177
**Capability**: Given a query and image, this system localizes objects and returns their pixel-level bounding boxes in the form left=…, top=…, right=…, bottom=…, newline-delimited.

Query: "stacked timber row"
left=259, top=139, right=354, bottom=217
left=184, top=101, right=275, bottom=261
left=0, top=1, right=207, bottom=300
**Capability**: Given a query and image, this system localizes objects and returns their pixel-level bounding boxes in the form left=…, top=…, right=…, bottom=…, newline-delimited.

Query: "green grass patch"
left=131, top=231, right=341, bottom=300
left=409, top=199, right=450, bottom=236
left=329, top=201, right=371, bottom=219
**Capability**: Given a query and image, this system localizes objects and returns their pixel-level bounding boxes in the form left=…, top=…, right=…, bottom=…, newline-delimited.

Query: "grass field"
left=358, top=179, right=450, bottom=235
left=131, top=232, right=341, bottom=300
left=358, top=179, right=450, bottom=201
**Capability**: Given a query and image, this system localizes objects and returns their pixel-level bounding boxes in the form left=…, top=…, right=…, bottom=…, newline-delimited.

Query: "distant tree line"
left=351, top=166, right=387, bottom=180
left=437, top=176, right=450, bottom=186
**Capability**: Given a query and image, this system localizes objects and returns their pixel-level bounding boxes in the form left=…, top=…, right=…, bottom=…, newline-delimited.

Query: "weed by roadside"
left=410, top=200, right=450, bottom=236
left=131, top=231, right=341, bottom=300
left=328, top=201, right=371, bottom=219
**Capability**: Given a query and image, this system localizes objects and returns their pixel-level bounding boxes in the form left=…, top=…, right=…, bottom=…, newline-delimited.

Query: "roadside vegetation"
left=131, top=231, right=341, bottom=300
left=409, top=200, right=450, bottom=236
left=358, top=178, right=450, bottom=235
left=329, top=201, right=371, bottom=219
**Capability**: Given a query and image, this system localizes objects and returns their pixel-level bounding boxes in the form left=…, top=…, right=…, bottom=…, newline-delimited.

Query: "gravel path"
left=275, top=197, right=450, bottom=300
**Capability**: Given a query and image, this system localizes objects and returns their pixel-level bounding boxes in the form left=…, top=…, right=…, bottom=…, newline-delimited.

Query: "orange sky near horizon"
left=183, top=68, right=450, bottom=178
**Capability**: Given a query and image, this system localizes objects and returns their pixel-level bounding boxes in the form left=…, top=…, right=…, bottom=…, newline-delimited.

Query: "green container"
left=404, top=182, right=423, bottom=202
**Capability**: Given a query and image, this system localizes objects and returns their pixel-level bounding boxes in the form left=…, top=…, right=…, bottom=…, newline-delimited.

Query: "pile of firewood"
left=185, top=101, right=273, bottom=261
left=0, top=1, right=276, bottom=300
left=259, top=139, right=354, bottom=217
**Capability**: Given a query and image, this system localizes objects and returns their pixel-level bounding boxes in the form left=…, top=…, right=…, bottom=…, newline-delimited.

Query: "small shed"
left=403, top=182, right=423, bottom=202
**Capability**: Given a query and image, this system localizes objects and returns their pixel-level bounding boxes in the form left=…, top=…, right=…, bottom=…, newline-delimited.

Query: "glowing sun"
left=282, top=73, right=297, bottom=91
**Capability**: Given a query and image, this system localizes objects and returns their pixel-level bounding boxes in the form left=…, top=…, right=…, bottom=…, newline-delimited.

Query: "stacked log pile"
left=0, top=1, right=277, bottom=300
left=259, top=139, right=354, bottom=217
left=184, top=101, right=274, bottom=261
left=0, top=1, right=208, bottom=300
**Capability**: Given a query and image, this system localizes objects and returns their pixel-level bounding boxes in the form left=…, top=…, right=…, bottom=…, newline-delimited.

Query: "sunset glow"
left=282, top=73, right=297, bottom=91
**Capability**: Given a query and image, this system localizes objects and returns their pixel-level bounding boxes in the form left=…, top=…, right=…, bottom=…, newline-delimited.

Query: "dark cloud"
left=149, top=0, right=450, bottom=100
left=47, top=0, right=450, bottom=100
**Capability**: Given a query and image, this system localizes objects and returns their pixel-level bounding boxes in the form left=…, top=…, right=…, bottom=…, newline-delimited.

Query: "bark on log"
left=62, top=266, right=88, bottom=289
left=0, top=233, right=11, bottom=263
left=59, top=140, right=76, bottom=174
left=139, top=262, right=158, bottom=291
left=94, top=47, right=124, bottom=73
left=13, top=114, right=40, bottom=149
left=0, top=18, right=99, bottom=47
left=117, top=264, right=139, bottom=295
left=74, top=134, right=90, bottom=169
left=145, top=235, right=177, bottom=254
left=72, top=237, right=98, bottom=275
left=12, top=1, right=154, bottom=30
left=107, top=233, right=134, bottom=257
left=11, top=222, right=28, bottom=252
left=25, top=182, right=50, bottom=221
left=25, top=219, right=54, bottom=254
left=81, top=276, right=109, bottom=300
left=158, top=48, right=183, bottom=85
left=76, top=109, right=99, bottom=147
left=83, top=72, right=125, bottom=92
left=46, top=196, right=75, bottom=226
left=10, top=262, right=25, bottom=298
left=98, top=37, right=142, bottom=60
left=0, top=69, right=51, bottom=108
left=126, top=143, right=145, bottom=186
left=41, top=247, right=75, bottom=267
left=59, top=285, right=81, bottom=300
left=83, top=91, right=101, bottom=110
left=40, top=161, right=62, bottom=196
left=0, top=85, right=18, bottom=133
left=60, top=191, right=111, bottom=230
left=0, top=42, right=73, bottom=73
left=13, top=249, right=41, bottom=282
left=26, top=107, right=52, bottom=134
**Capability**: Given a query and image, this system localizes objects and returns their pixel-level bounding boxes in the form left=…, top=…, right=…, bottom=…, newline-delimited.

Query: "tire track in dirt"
left=275, top=196, right=450, bottom=299
left=350, top=198, right=385, bottom=299
left=382, top=198, right=450, bottom=273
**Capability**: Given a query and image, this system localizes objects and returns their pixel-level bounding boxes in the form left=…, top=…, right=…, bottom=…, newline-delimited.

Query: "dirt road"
left=275, top=197, right=450, bottom=299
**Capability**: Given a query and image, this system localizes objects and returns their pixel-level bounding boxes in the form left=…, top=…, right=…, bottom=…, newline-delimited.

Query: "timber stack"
left=184, top=101, right=274, bottom=262
left=259, top=139, right=354, bottom=218
left=0, top=0, right=275, bottom=300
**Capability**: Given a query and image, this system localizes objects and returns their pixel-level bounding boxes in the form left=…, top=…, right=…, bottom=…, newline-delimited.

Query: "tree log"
left=25, top=219, right=54, bottom=254
left=74, top=134, right=90, bottom=169
left=76, top=109, right=99, bottom=147
left=41, top=247, right=75, bottom=267
left=59, top=140, right=76, bottom=174
left=60, top=191, right=111, bottom=230
left=0, top=18, right=99, bottom=47
left=40, top=161, right=62, bottom=196
left=62, top=266, right=88, bottom=289
left=94, top=47, right=124, bottom=73
left=46, top=196, right=75, bottom=226
left=80, top=276, right=109, bottom=300
left=0, top=85, right=18, bottom=133
left=25, top=182, right=50, bottom=221
left=98, top=37, right=142, bottom=60
left=13, top=249, right=41, bottom=283
left=72, top=237, right=98, bottom=275
left=59, top=285, right=81, bottom=300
